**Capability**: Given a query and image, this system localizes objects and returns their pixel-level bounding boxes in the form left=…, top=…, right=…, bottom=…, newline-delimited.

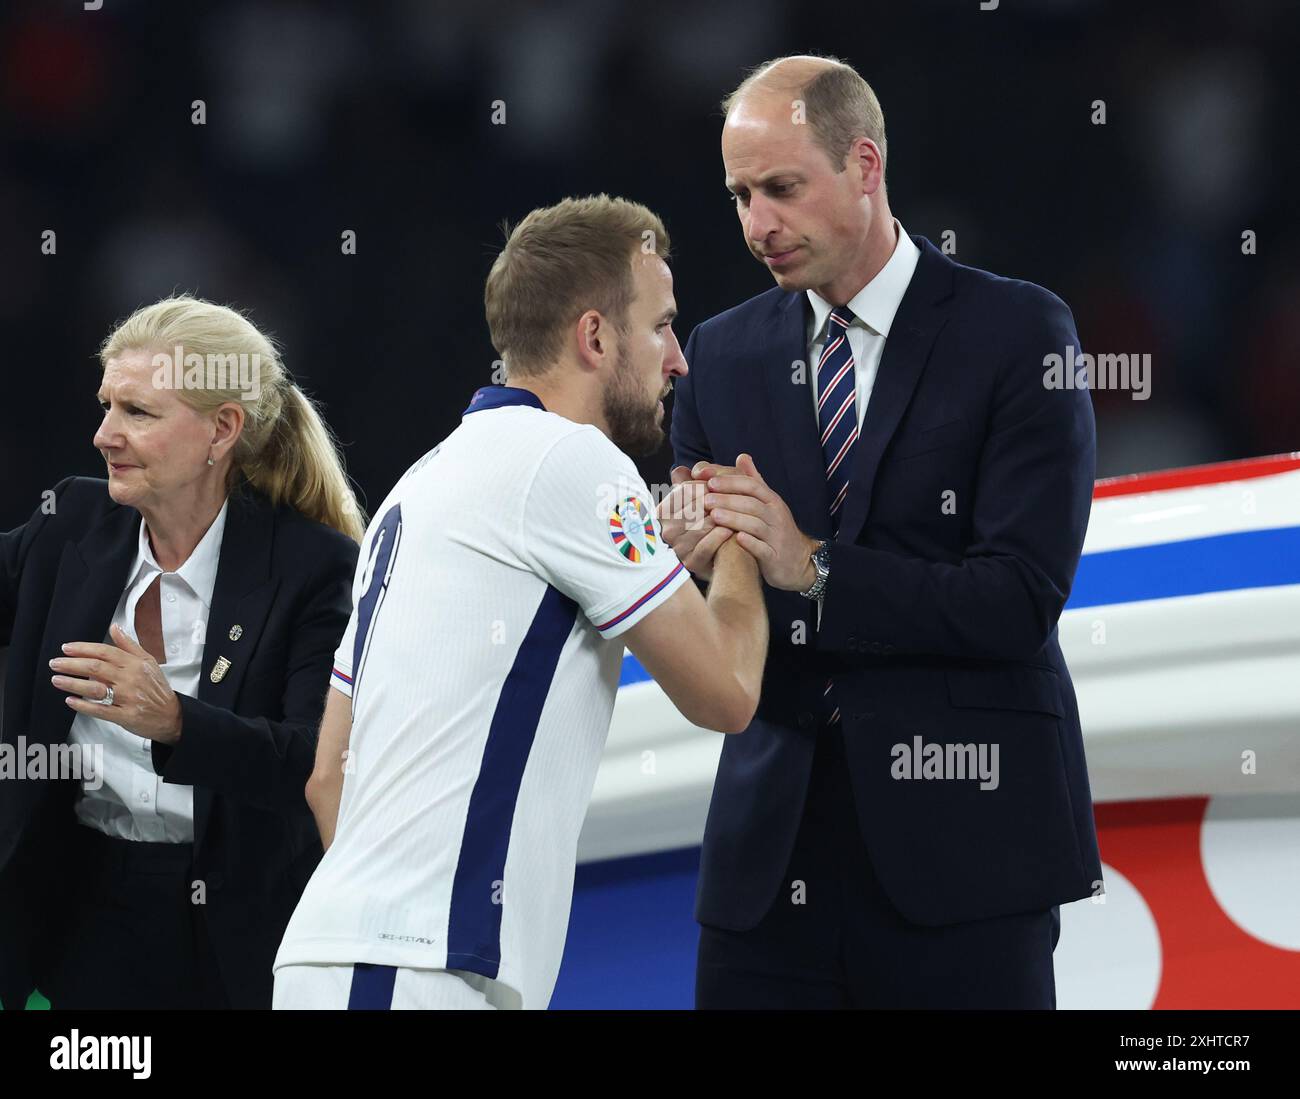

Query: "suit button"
left=797, top=712, right=814, bottom=731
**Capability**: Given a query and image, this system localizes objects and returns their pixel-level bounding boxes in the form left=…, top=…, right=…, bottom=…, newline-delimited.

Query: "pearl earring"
left=207, top=456, right=215, bottom=466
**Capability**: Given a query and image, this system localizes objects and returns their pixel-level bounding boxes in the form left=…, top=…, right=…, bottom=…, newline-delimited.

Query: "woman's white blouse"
left=68, top=501, right=228, bottom=843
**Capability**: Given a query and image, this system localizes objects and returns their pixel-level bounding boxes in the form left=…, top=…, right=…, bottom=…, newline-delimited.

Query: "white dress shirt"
left=806, top=219, right=921, bottom=429
left=68, top=500, right=228, bottom=843
left=804, top=220, right=920, bottom=626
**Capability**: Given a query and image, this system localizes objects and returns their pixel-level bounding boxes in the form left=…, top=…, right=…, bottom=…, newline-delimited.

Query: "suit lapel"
left=192, top=489, right=280, bottom=848
left=763, top=291, right=834, bottom=540
left=31, top=505, right=139, bottom=745
left=833, top=236, right=954, bottom=546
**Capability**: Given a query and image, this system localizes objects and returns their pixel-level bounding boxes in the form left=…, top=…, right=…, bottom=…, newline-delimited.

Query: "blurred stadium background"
left=1, top=0, right=1297, bottom=1010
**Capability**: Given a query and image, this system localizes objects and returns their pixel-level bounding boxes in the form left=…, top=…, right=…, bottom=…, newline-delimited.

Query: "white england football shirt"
left=274, top=386, right=687, bottom=1008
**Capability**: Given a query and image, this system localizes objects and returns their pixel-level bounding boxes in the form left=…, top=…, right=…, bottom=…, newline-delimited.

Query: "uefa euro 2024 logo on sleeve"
left=608, top=496, right=658, bottom=564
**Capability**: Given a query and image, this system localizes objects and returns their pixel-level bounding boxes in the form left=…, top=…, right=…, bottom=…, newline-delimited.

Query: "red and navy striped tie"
left=818, top=305, right=857, bottom=726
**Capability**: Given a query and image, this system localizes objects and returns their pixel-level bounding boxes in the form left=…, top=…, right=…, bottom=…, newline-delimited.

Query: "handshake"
left=654, top=453, right=821, bottom=592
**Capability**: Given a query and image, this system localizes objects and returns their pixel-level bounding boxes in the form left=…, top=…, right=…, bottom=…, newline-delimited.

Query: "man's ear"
left=855, top=137, right=884, bottom=195
left=574, top=309, right=611, bottom=370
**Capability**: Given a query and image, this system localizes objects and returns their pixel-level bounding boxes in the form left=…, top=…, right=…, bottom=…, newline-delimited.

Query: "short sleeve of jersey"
left=331, top=519, right=374, bottom=697
left=331, top=604, right=359, bottom=697
left=520, top=427, right=689, bottom=640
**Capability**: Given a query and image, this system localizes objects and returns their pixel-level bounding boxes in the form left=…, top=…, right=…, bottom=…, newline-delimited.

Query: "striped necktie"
left=817, top=305, right=858, bottom=726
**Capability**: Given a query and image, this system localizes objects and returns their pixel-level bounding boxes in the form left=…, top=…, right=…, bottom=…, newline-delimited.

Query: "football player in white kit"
left=272, top=195, right=769, bottom=1009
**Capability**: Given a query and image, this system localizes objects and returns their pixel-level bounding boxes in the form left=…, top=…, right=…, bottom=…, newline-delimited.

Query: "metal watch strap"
left=799, top=539, right=830, bottom=600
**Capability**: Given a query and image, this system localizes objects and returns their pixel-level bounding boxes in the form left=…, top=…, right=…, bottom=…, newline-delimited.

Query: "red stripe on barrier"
left=1093, top=453, right=1300, bottom=499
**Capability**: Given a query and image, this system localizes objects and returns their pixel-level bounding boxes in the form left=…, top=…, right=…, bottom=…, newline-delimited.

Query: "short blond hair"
left=722, top=54, right=888, bottom=175
left=484, top=194, right=670, bottom=378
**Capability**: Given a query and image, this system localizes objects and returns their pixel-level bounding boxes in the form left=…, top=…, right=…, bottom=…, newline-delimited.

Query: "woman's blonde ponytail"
left=240, top=380, right=366, bottom=542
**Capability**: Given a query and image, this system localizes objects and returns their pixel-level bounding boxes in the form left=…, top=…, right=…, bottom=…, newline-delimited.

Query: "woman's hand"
left=50, top=624, right=183, bottom=743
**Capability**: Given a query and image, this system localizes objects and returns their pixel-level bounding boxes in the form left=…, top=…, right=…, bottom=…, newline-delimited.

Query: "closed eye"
left=728, top=181, right=794, bottom=204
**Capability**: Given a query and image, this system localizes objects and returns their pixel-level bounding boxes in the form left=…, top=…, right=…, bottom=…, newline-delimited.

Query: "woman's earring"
left=207, top=454, right=215, bottom=466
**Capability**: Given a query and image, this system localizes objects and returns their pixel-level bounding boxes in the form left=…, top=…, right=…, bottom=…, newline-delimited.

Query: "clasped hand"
left=656, top=452, right=819, bottom=590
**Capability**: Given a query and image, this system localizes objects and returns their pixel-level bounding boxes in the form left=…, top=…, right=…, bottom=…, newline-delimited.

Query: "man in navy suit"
left=659, top=54, right=1103, bottom=1008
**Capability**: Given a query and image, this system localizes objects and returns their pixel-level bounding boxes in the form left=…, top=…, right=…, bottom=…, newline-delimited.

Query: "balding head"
left=725, top=54, right=842, bottom=104
left=722, top=53, right=887, bottom=176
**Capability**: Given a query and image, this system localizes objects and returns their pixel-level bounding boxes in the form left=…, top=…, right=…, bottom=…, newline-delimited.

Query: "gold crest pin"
left=210, top=656, right=232, bottom=684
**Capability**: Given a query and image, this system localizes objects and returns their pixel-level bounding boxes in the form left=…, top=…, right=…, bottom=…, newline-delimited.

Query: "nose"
left=94, top=408, right=123, bottom=452
left=663, top=325, right=688, bottom=379
left=746, top=191, right=781, bottom=247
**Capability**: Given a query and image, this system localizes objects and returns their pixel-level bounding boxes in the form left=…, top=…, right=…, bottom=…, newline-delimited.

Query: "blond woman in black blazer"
left=0, top=295, right=362, bottom=1009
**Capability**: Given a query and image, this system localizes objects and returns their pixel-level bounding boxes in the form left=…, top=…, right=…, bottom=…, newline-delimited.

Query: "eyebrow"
left=658, top=308, right=678, bottom=324
left=725, top=170, right=802, bottom=191
left=97, top=390, right=148, bottom=407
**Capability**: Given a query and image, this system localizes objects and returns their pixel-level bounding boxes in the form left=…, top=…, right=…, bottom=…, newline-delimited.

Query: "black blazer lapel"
left=763, top=291, right=834, bottom=541
left=31, top=506, right=139, bottom=745
left=191, top=489, right=280, bottom=847
left=834, top=236, right=954, bottom=546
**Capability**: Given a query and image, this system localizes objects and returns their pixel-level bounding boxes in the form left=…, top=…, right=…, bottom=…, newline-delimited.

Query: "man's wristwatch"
left=797, top=539, right=831, bottom=601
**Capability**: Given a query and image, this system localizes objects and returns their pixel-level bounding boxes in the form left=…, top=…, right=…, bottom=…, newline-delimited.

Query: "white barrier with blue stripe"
left=579, top=465, right=1300, bottom=863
